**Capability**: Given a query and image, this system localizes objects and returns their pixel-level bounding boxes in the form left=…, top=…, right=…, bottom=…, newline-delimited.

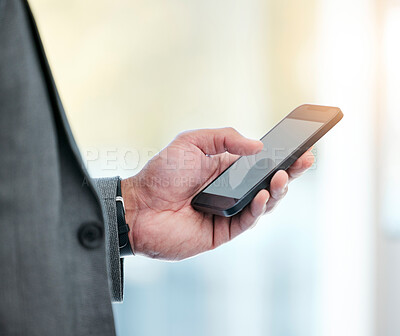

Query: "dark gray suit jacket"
left=0, top=1, right=124, bottom=334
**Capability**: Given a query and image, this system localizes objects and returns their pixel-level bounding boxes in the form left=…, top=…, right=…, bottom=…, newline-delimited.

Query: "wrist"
left=121, top=177, right=141, bottom=254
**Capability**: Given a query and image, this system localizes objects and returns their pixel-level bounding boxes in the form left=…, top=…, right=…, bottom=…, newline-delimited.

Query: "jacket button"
left=78, top=223, right=103, bottom=249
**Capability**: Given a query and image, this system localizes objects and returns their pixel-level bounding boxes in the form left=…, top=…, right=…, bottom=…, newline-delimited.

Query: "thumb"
left=177, top=127, right=263, bottom=156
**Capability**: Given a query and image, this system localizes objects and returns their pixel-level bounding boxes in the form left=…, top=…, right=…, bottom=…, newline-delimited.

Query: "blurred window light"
left=314, top=0, right=376, bottom=334
left=382, top=6, right=400, bottom=236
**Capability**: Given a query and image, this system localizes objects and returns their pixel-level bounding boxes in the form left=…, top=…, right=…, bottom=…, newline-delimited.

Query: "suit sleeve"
left=92, top=177, right=124, bottom=302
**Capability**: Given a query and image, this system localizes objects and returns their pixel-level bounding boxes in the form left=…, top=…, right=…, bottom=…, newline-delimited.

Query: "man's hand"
left=121, top=128, right=314, bottom=261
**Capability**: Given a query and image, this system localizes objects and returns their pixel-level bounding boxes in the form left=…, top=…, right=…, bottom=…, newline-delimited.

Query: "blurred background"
left=29, top=0, right=400, bottom=335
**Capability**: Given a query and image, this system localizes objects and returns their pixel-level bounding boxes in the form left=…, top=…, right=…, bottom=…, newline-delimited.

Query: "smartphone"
left=191, top=104, right=343, bottom=217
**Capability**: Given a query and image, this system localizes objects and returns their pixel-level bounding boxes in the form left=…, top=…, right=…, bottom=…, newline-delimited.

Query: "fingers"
left=264, top=150, right=314, bottom=213
left=213, top=189, right=270, bottom=248
left=213, top=150, right=315, bottom=246
left=229, top=189, right=270, bottom=240
left=215, top=170, right=290, bottom=245
left=265, top=170, right=289, bottom=213
left=287, top=148, right=315, bottom=181
left=178, top=127, right=263, bottom=156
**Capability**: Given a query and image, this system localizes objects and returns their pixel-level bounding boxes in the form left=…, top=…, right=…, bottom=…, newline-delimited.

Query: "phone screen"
left=203, top=118, right=324, bottom=199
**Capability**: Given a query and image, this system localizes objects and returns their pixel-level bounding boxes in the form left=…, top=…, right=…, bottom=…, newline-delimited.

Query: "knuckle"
left=224, top=126, right=237, bottom=134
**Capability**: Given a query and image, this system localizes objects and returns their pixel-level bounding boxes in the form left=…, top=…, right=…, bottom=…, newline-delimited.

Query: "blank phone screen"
left=203, top=118, right=323, bottom=199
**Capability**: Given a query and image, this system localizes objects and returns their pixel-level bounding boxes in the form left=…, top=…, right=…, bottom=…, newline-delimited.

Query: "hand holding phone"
left=121, top=104, right=339, bottom=261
